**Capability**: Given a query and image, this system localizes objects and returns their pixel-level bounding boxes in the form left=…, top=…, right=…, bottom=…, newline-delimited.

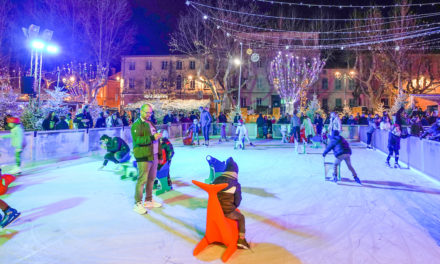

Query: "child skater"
left=0, top=117, right=25, bottom=174
left=212, top=157, right=250, bottom=249
left=159, top=130, right=174, bottom=189
left=187, top=119, right=200, bottom=145
left=219, top=123, right=229, bottom=142
left=386, top=124, right=410, bottom=168
left=234, top=119, right=254, bottom=150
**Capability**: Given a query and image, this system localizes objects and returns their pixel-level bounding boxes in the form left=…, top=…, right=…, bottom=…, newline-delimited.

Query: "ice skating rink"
left=1, top=139, right=440, bottom=264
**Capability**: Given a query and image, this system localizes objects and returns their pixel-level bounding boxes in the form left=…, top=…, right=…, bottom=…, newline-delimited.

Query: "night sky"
left=7, top=0, right=437, bottom=70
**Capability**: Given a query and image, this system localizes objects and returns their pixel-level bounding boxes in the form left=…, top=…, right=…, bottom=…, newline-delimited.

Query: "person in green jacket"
left=0, top=117, right=25, bottom=174
left=131, top=103, right=163, bottom=215
left=99, top=134, right=130, bottom=170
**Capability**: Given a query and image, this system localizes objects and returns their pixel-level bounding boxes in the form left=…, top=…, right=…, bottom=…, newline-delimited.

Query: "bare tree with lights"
left=269, top=53, right=326, bottom=115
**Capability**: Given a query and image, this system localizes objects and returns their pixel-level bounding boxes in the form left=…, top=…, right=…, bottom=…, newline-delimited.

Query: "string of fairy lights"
left=185, top=0, right=440, bottom=51
left=253, top=0, right=440, bottom=9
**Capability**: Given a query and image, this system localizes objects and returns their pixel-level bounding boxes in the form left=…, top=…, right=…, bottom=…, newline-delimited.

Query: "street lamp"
left=236, top=42, right=243, bottom=113
left=23, top=25, right=59, bottom=105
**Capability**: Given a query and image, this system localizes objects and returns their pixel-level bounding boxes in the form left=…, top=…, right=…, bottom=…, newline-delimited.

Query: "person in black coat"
left=212, top=157, right=250, bottom=249
left=82, top=105, right=94, bottom=128
left=42, top=112, right=59, bottom=130
left=323, top=130, right=361, bottom=184
left=387, top=124, right=410, bottom=168
left=218, top=112, right=227, bottom=123
left=55, top=116, right=69, bottom=130
left=95, top=112, right=107, bottom=128
left=99, top=134, right=131, bottom=169
left=420, top=118, right=440, bottom=142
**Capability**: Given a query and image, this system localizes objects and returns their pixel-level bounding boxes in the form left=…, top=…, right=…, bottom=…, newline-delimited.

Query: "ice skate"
left=0, top=208, right=21, bottom=228
left=385, top=161, right=391, bottom=167
left=394, top=163, right=401, bottom=169
left=354, top=176, right=362, bottom=185
left=332, top=173, right=338, bottom=183
left=250, top=142, right=255, bottom=147
left=237, top=238, right=251, bottom=250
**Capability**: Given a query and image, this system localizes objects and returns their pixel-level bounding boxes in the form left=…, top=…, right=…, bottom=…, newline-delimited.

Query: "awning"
left=410, top=94, right=440, bottom=104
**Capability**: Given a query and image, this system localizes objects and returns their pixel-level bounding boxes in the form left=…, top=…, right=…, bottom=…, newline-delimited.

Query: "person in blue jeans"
left=199, top=106, right=212, bottom=146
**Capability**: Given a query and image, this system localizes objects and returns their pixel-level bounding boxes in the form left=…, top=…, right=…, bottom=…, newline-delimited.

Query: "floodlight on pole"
left=233, top=58, right=241, bottom=66
left=46, top=45, right=59, bottom=54
left=31, top=40, right=45, bottom=50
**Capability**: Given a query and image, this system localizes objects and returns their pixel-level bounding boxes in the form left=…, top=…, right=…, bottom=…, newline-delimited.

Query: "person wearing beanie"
left=0, top=117, right=25, bottom=174
left=187, top=119, right=200, bottom=145
left=212, top=157, right=250, bottom=249
left=99, top=134, right=131, bottom=170
left=323, top=130, right=361, bottom=184
left=387, top=124, right=410, bottom=168
left=158, top=130, right=174, bottom=189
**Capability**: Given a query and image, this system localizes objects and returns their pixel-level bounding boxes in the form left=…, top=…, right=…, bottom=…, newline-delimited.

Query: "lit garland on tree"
left=21, top=98, right=43, bottom=131
left=41, top=87, right=71, bottom=120
left=390, top=91, right=408, bottom=115
left=306, top=93, right=325, bottom=121
left=342, top=101, right=352, bottom=117
left=269, top=53, right=325, bottom=115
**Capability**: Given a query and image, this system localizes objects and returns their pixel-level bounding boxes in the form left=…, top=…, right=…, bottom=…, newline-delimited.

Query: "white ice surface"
left=1, top=140, right=440, bottom=264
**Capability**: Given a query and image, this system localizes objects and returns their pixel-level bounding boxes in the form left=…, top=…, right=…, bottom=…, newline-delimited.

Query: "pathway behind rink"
left=1, top=139, right=440, bottom=264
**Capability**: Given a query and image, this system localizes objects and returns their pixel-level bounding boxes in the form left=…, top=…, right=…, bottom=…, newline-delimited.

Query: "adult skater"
left=290, top=110, right=301, bottom=142
left=386, top=124, right=410, bottom=168
left=131, top=103, right=163, bottom=214
left=0, top=199, right=20, bottom=229
left=99, top=134, right=131, bottom=170
left=234, top=119, right=254, bottom=150
left=212, top=157, right=250, bottom=249
left=199, top=106, right=212, bottom=146
left=322, top=130, right=361, bottom=184
left=328, top=112, right=342, bottom=134
left=0, top=117, right=25, bottom=174
left=366, top=114, right=378, bottom=149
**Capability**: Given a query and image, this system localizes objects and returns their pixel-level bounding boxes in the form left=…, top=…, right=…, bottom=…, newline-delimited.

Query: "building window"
left=257, top=77, right=263, bottom=89
left=257, top=59, right=264, bottom=68
left=349, top=98, right=356, bottom=107
left=145, top=77, right=151, bottom=89
left=322, top=98, right=328, bottom=109
left=145, top=61, right=152, bottom=70
left=322, top=78, right=328, bottom=90
left=129, top=62, right=135, bottom=71
left=256, top=98, right=262, bottom=106
left=129, top=78, right=135, bottom=89
left=189, top=61, right=196, bottom=70
left=176, top=75, right=182, bottom=90
left=161, top=61, right=168, bottom=70
left=335, top=98, right=342, bottom=108
left=241, top=97, right=247, bottom=108
left=189, top=79, right=195, bottom=90
left=349, top=79, right=355, bottom=90
left=161, top=78, right=168, bottom=89
left=334, top=79, right=342, bottom=90
left=176, top=61, right=182, bottom=70
left=205, top=61, right=210, bottom=70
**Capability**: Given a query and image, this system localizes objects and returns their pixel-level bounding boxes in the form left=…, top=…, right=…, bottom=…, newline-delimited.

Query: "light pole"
left=235, top=42, right=243, bottom=113
left=23, top=25, right=58, bottom=105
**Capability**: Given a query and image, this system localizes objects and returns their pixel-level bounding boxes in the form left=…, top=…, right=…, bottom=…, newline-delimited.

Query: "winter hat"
left=6, top=117, right=20, bottom=124
left=100, top=134, right=111, bottom=141
left=193, top=119, right=198, bottom=124
left=225, top=157, right=239, bottom=174
left=161, top=129, right=169, bottom=139
left=239, top=119, right=244, bottom=124
left=332, top=130, right=340, bottom=137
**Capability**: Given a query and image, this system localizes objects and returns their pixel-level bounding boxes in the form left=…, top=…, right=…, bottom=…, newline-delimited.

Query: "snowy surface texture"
left=1, top=139, right=440, bottom=264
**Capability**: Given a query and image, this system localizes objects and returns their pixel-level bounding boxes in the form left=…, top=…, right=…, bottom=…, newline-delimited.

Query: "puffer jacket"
left=213, top=171, right=242, bottom=214
left=200, top=110, right=212, bottom=127
left=106, top=137, right=130, bottom=153
left=323, top=135, right=352, bottom=157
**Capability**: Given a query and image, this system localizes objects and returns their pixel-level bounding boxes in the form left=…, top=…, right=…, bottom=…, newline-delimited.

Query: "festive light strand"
left=189, top=1, right=440, bottom=22
left=192, top=4, right=440, bottom=35
left=254, top=0, right=440, bottom=9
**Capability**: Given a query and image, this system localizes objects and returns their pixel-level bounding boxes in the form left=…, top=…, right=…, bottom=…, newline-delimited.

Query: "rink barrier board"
left=358, top=126, right=440, bottom=181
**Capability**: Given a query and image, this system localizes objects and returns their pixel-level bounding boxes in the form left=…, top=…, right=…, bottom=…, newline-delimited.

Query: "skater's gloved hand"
left=153, top=132, right=162, bottom=140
